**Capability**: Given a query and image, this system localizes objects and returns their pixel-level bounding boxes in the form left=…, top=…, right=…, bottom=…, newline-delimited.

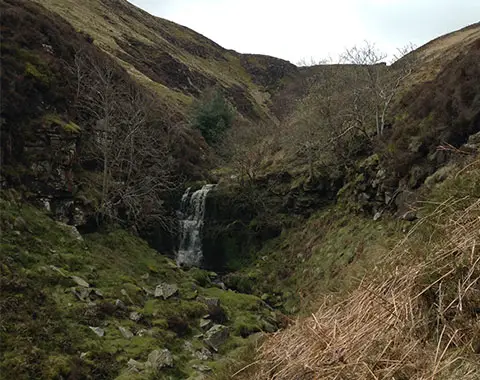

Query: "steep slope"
left=404, top=22, right=480, bottom=83
left=0, top=190, right=281, bottom=379
left=33, top=0, right=298, bottom=122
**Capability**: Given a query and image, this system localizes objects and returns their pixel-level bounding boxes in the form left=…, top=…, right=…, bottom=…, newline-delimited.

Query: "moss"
left=25, top=62, right=50, bottom=84
left=63, top=121, right=81, bottom=133
left=43, top=114, right=82, bottom=134
left=42, top=355, right=71, bottom=378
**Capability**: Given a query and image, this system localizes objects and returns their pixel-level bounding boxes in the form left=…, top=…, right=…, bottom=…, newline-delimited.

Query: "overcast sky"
left=129, top=0, right=479, bottom=64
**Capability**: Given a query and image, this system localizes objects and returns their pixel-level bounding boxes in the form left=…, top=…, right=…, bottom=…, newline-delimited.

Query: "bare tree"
left=220, top=120, right=275, bottom=184
left=73, top=51, right=176, bottom=229
left=341, top=41, right=416, bottom=136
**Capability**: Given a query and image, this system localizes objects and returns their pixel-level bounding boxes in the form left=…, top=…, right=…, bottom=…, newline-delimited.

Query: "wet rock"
left=118, top=326, right=134, bottom=339
left=71, top=275, right=89, bottom=288
left=203, top=324, right=229, bottom=352
left=89, top=326, right=105, bottom=337
left=129, top=311, right=142, bottom=322
left=154, top=283, right=178, bottom=299
left=145, top=349, right=173, bottom=370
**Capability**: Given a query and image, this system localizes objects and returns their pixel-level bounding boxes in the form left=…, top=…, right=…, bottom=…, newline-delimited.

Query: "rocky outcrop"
left=203, top=324, right=230, bottom=352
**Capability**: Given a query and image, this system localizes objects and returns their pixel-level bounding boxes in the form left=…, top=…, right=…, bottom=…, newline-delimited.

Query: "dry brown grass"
left=247, top=189, right=480, bottom=379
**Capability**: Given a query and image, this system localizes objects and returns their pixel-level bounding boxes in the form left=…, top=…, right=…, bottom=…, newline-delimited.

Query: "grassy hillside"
left=33, top=0, right=298, bottom=122
left=0, top=189, right=281, bottom=379
left=249, top=159, right=480, bottom=380
left=1, top=1, right=479, bottom=379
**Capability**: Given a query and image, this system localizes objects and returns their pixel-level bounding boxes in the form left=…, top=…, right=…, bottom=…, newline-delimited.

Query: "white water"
left=176, top=184, right=215, bottom=267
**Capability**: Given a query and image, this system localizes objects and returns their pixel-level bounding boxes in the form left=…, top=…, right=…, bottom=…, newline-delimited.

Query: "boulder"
left=199, top=318, right=213, bottom=330
left=118, top=326, right=134, bottom=339
left=127, top=358, right=146, bottom=373
left=194, top=347, right=213, bottom=361
left=56, top=221, right=83, bottom=241
left=115, top=299, right=126, bottom=310
left=145, top=349, right=173, bottom=371
left=154, top=283, right=178, bottom=299
left=71, top=275, right=89, bottom=288
left=89, top=326, right=105, bottom=337
left=203, top=324, right=229, bottom=352
left=129, top=311, right=142, bottom=322
left=72, top=287, right=91, bottom=301
left=197, top=296, right=220, bottom=308
left=137, top=329, right=154, bottom=337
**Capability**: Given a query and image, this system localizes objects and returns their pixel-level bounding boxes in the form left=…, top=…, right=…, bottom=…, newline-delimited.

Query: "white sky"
left=129, top=0, right=479, bottom=64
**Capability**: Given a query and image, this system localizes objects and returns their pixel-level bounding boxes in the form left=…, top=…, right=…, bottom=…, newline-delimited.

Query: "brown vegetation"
left=252, top=174, right=480, bottom=379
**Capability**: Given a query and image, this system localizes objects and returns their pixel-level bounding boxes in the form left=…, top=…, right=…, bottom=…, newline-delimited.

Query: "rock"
left=199, top=318, right=213, bottom=330
left=89, top=326, right=105, bottom=337
left=127, top=358, right=146, bottom=373
left=56, top=221, right=83, bottom=241
left=212, top=281, right=227, bottom=290
left=203, top=324, right=229, bottom=352
left=424, top=165, right=456, bottom=187
left=192, top=364, right=212, bottom=372
left=373, top=211, right=383, bottom=221
left=194, top=347, right=213, bottom=361
left=71, top=275, right=89, bottom=288
left=401, top=210, right=418, bottom=222
left=49, top=265, right=68, bottom=277
left=154, top=283, right=178, bottom=299
left=118, top=326, right=134, bottom=339
left=121, top=288, right=135, bottom=304
left=262, top=320, right=277, bottom=333
left=143, top=287, right=154, bottom=296
left=145, top=349, right=173, bottom=371
left=198, top=296, right=220, bottom=308
left=467, top=131, right=480, bottom=146
left=72, top=287, right=91, bottom=301
left=115, top=299, right=126, bottom=309
left=129, top=311, right=142, bottom=322
left=137, top=329, right=154, bottom=337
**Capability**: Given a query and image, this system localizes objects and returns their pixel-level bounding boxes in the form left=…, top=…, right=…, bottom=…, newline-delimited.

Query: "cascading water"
left=176, top=184, right=215, bottom=267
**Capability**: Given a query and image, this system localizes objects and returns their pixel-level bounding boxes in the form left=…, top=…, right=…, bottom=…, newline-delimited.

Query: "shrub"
left=189, top=88, right=235, bottom=145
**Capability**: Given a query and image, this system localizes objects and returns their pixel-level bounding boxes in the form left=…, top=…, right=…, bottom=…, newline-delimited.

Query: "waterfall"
left=176, top=184, right=215, bottom=267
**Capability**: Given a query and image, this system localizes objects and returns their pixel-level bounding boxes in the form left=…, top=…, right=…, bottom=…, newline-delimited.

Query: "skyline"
left=129, top=0, right=479, bottom=64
